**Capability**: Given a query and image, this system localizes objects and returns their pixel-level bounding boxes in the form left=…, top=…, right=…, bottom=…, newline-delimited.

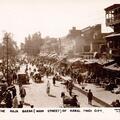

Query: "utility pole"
left=59, top=38, right=61, bottom=56
left=3, top=33, right=9, bottom=84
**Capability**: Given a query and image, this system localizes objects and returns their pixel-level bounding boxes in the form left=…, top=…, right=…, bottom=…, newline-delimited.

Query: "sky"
left=0, top=0, right=120, bottom=46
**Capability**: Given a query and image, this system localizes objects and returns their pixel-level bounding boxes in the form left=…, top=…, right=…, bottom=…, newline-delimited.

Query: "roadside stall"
left=83, top=59, right=104, bottom=83
left=103, top=63, right=120, bottom=84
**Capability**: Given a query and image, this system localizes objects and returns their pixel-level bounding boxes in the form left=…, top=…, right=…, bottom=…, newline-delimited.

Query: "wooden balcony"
left=106, top=14, right=120, bottom=26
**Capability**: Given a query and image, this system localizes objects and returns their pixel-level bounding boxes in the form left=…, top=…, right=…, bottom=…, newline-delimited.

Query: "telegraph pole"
left=3, top=33, right=9, bottom=84
left=59, top=38, right=61, bottom=56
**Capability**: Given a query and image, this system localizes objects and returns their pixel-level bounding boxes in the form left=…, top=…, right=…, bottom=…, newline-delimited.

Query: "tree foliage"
left=2, top=32, right=18, bottom=58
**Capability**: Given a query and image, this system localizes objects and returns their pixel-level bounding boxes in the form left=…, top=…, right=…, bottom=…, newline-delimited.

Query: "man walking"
left=5, top=90, right=13, bottom=108
left=87, top=89, right=93, bottom=105
left=53, top=74, right=57, bottom=86
left=12, top=86, right=17, bottom=99
left=20, top=86, right=26, bottom=104
left=68, top=80, right=74, bottom=96
left=46, top=80, right=50, bottom=95
left=13, top=96, right=18, bottom=108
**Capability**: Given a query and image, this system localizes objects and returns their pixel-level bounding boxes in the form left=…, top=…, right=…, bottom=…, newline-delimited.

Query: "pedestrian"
left=71, top=95, right=80, bottom=107
left=77, top=73, right=83, bottom=85
left=115, top=99, right=120, bottom=107
left=20, top=86, right=26, bottom=104
left=13, top=71, right=17, bottom=84
left=46, top=70, right=49, bottom=78
left=12, top=86, right=17, bottom=99
left=87, top=89, right=93, bottom=105
left=37, top=73, right=41, bottom=83
left=46, top=80, right=50, bottom=95
left=13, top=96, right=18, bottom=108
left=5, top=90, right=13, bottom=108
left=52, top=76, right=56, bottom=86
left=18, top=101, right=23, bottom=108
left=68, top=80, right=74, bottom=96
left=65, top=80, right=69, bottom=91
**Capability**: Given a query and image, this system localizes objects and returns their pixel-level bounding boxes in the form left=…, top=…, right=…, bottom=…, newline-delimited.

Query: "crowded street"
left=0, top=2, right=120, bottom=109
left=1, top=1, right=120, bottom=120
left=0, top=49, right=120, bottom=108
left=14, top=63, right=102, bottom=108
left=1, top=55, right=120, bottom=108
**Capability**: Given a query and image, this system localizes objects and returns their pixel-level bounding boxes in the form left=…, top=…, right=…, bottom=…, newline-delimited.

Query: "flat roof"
left=105, top=4, right=120, bottom=11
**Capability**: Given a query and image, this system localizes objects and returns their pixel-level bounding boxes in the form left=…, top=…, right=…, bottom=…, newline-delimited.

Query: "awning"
left=68, top=58, right=82, bottom=63
left=105, top=33, right=120, bottom=38
left=83, top=59, right=114, bottom=66
left=104, top=63, right=120, bottom=71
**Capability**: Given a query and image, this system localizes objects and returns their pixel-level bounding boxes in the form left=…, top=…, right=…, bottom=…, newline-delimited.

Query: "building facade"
left=60, top=25, right=107, bottom=59
left=105, top=4, right=120, bottom=62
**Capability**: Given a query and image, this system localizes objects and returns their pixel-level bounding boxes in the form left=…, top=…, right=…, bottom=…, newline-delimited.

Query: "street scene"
left=0, top=1, right=120, bottom=108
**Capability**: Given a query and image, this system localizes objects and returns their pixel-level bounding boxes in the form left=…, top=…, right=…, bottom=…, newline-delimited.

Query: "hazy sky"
left=0, top=0, right=120, bottom=45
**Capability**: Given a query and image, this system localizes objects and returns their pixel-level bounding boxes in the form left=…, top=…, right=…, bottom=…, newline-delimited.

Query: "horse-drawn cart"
left=61, top=92, right=80, bottom=108
left=17, top=72, right=29, bottom=85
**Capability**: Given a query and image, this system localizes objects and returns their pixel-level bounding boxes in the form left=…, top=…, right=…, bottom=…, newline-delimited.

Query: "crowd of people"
left=0, top=55, right=120, bottom=108
left=0, top=57, right=29, bottom=108
left=53, top=59, right=120, bottom=107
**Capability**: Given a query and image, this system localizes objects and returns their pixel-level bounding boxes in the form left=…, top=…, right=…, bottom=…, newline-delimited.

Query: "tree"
left=2, top=32, right=18, bottom=58
left=23, top=32, right=44, bottom=56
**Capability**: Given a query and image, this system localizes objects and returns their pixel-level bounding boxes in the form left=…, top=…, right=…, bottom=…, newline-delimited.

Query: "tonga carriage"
left=61, top=92, right=80, bottom=108
left=17, top=72, right=29, bottom=85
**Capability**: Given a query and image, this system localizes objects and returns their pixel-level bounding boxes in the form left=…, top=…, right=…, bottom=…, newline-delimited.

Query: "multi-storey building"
left=105, top=4, right=120, bottom=32
left=105, top=4, right=120, bottom=62
left=81, top=24, right=105, bottom=53
left=61, top=25, right=107, bottom=58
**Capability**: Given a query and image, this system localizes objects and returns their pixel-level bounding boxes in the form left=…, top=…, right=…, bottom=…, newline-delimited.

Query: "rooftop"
left=105, top=4, right=120, bottom=11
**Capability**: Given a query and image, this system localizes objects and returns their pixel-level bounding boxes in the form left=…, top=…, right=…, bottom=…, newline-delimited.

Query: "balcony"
left=106, top=14, right=120, bottom=26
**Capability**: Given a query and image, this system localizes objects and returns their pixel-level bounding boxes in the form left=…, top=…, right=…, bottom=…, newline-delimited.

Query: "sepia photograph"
left=0, top=0, right=120, bottom=109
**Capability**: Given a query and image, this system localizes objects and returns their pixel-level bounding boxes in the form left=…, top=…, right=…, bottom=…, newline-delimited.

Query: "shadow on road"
left=48, top=94, right=56, bottom=98
left=91, top=104, right=100, bottom=107
left=34, top=81, right=44, bottom=84
left=24, top=102, right=31, bottom=106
